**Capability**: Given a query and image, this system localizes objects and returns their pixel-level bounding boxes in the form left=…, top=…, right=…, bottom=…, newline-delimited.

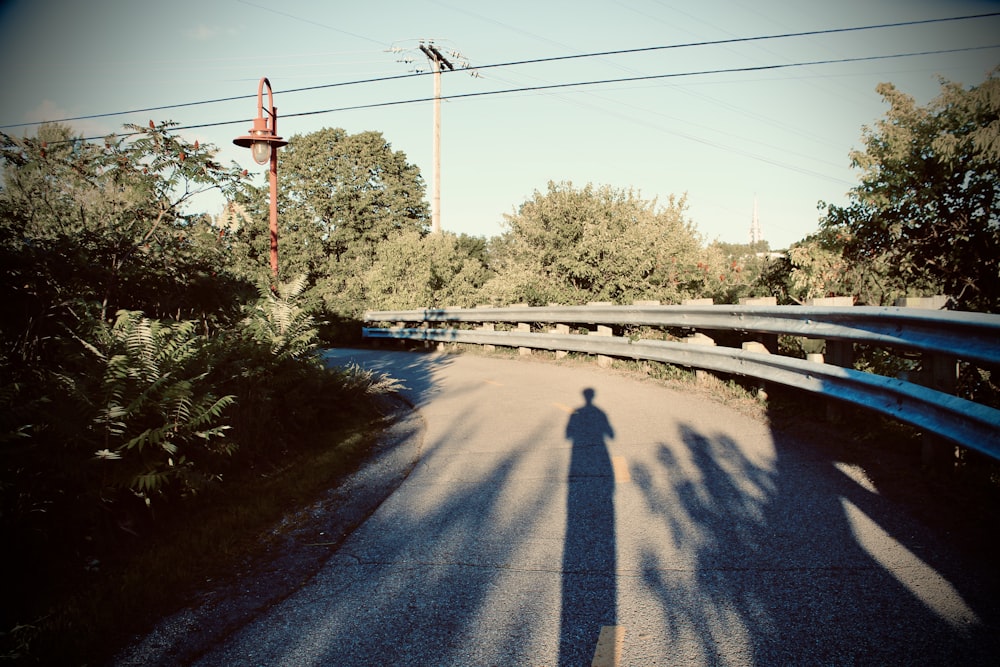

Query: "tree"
left=231, top=128, right=431, bottom=327
left=278, top=127, right=428, bottom=271
left=364, top=231, right=493, bottom=309
left=484, top=181, right=703, bottom=305
left=0, top=123, right=251, bottom=581
left=702, top=240, right=777, bottom=304
left=757, top=230, right=850, bottom=303
left=822, top=70, right=1000, bottom=312
left=1, top=121, right=250, bottom=330
left=1, top=122, right=407, bottom=662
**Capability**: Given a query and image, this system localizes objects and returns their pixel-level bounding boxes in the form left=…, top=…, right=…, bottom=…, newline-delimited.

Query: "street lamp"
left=234, top=77, right=288, bottom=278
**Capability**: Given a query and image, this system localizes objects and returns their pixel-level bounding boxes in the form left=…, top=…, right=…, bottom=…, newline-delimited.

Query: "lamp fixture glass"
left=251, top=137, right=271, bottom=165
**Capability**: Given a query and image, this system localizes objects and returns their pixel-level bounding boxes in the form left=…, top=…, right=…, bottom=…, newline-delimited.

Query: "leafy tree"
left=821, top=70, right=1000, bottom=312
left=710, top=239, right=771, bottom=258
left=484, top=181, right=703, bottom=305
left=364, top=231, right=493, bottom=309
left=759, top=224, right=921, bottom=305
left=699, top=240, right=778, bottom=304
left=276, top=128, right=429, bottom=311
left=1, top=122, right=250, bottom=333
left=0, top=122, right=255, bottom=522
left=225, top=128, right=430, bottom=332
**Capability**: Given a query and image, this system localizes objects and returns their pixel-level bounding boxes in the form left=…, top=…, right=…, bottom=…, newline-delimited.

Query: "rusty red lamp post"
left=233, top=77, right=288, bottom=278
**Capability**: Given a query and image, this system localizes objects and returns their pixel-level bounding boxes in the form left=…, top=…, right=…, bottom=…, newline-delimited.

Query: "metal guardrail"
left=362, top=305, right=1000, bottom=460
left=366, top=305, right=1000, bottom=367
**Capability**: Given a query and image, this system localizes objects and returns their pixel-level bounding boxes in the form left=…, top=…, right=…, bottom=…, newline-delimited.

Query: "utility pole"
left=420, top=42, right=453, bottom=234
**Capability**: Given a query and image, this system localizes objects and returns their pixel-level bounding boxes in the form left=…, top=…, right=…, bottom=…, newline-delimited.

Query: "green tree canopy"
left=484, top=181, right=703, bottom=305
left=279, top=127, right=429, bottom=269
left=1, top=122, right=250, bottom=344
left=364, top=231, right=493, bottom=310
left=229, top=127, right=431, bottom=324
left=822, top=70, right=1000, bottom=311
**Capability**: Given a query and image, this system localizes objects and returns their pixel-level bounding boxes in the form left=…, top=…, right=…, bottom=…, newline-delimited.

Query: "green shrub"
left=83, top=310, right=236, bottom=506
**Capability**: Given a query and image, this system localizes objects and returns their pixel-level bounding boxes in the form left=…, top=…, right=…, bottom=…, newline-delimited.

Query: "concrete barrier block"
left=805, top=296, right=855, bottom=307
left=894, top=295, right=949, bottom=310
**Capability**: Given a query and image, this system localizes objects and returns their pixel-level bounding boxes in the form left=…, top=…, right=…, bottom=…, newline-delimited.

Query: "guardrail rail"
left=362, top=302, right=1000, bottom=461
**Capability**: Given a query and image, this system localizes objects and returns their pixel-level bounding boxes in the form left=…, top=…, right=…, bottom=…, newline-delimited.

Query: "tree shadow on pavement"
left=181, top=355, right=574, bottom=666
left=115, top=349, right=457, bottom=667
left=630, top=420, right=1000, bottom=665
left=560, top=387, right=617, bottom=666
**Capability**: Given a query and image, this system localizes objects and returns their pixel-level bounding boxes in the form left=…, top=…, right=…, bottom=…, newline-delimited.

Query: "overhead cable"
left=3, top=10, right=997, bottom=130
left=52, top=43, right=997, bottom=143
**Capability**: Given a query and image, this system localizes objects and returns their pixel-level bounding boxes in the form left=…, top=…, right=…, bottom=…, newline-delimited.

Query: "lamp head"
left=233, top=116, right=287, bottom=165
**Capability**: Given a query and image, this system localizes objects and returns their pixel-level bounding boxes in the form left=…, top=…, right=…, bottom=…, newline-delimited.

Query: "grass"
left=3, top=410, right=389, bottom=666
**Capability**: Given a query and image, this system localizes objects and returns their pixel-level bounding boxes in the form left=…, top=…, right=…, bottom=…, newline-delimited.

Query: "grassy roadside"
left=4, top=408, right=391, bottom=666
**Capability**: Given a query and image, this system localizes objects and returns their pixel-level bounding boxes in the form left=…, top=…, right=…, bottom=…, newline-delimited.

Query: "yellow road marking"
left=591, top=625, right=625, bottom=666
left=611, top=456, right=631, bottom=483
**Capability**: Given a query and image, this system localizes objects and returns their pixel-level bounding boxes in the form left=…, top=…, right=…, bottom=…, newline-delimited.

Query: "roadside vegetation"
left=1, top=69, right=996, bottom=663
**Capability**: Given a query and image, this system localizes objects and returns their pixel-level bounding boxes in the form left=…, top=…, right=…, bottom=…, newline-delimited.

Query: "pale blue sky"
left=1, top=0, right=998, bottom=248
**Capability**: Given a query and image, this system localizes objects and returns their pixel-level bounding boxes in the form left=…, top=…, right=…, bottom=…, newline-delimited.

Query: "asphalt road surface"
left=137, top=349, right=1000, bottom=666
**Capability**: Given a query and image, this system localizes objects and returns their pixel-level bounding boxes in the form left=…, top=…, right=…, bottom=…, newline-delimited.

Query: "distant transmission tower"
left=749, top=196, right=763, bottom=245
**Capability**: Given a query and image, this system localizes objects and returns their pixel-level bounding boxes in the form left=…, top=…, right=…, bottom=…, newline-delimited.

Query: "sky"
left=0, top=0, right=998, bottom=249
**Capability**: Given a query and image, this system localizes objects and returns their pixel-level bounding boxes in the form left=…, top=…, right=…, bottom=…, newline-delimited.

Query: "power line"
left=0, top=71, right=429, bottom=130
left=471, top=11, right=1000, bottom=73
left=4, top=11, right=997, bottom=131
left=125, top=44, right=997, bottom=139
left=235, top=0, right=387, bottom=47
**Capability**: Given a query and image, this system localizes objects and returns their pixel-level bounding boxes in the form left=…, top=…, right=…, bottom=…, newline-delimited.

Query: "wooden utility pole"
left=420, top=43, right=453, bottom=234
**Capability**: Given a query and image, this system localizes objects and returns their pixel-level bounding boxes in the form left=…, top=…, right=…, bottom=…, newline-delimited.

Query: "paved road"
left=190, top=350, right=997, bottom=666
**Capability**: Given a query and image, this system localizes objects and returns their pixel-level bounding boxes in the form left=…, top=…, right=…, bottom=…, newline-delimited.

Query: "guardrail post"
left=895, top=295, right=950, bottom=310
left=517, top=322, right=532, bottom=356
left=593, top=325, right=613, bottom=367
left=895, top=296, right=957, bottom=468
left=739, top=296, right=778, bottom=352
left=684, top=332, right=716, bottom=381
left=479, top=322, right=496, bottom=352
left=416, top=320, right=428, bottom=349
left=741, top=341, right=770, bottom=399
left=552, top=323, right=570, bottom=359
left=823, top=342, right=853, bottom=422
left=804, top=297, right=856, bottom=421
left=475, top=305, right=496, bottom=353
left=922, top=361, right=959, bottom=470
left=509, top=304, right=532, bottom=356
left=587, top=302, right=614, bottom=367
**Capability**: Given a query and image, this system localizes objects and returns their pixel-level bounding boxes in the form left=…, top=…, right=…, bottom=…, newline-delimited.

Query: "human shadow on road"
left=560, top=387, right=617, bottom=666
